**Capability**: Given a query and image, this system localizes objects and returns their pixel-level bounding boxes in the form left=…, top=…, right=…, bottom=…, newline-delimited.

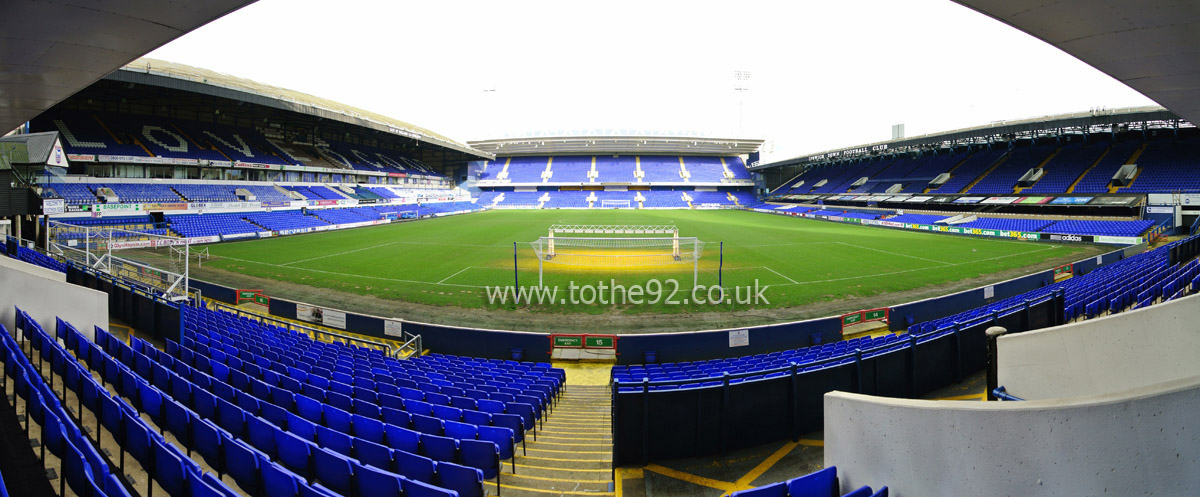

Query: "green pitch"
left=204, top=209, right=1093, bottom=314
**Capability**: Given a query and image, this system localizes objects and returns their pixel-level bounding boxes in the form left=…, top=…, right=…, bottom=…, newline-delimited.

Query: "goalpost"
left=529, top=224, right=704, bottom=287
left=600, top=199, right=631, bottom=209
left=48, top=220, right=193, bottom=301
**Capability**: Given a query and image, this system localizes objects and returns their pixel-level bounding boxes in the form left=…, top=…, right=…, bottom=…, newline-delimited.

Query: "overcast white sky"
left=148, top=0, right=1157, bottom=161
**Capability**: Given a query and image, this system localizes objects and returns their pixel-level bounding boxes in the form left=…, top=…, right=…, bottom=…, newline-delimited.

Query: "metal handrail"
left=206, top=300, right=411, bottom=359
left=992, top=386, right=1025, bottom=401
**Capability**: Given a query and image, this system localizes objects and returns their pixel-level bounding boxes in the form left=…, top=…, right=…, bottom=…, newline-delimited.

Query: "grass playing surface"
left=204, top=209, right=1095, bottom=315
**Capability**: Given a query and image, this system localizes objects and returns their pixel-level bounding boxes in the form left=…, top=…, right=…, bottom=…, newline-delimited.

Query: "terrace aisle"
left=499, top=363, right=614, bottom=497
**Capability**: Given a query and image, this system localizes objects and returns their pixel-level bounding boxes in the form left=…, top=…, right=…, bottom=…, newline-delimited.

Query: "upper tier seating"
left=45, top=183, right=100, bottom=205
left=174, top=184, right=240, bottom=202
left=33, top=111, right=152, bottom=157
left=966, top=144, right=1056, bottom=194
left=1062, top=140, right=1140, bottom=193
left=103, top=183, right=183, bottom=203
left=504, top=157, right=549, bottom=182
left=177, top=121, right=295, bottom=165
left=1024, top=141, right=1109, bottom=194
left=639, top=156, right=684, bottom=182
left=241, top=185, right=296, bottom=202
left=684, top=157, right=729, bottom=182
left=1122, top=137, right=1200, bottom=193
left=548, top=157, right=591, bottom=183
left=928, top=149, right=1006, bottom=194
left=955, top=217, right=1054, bottom=232
left=595, top=154, right=643, bottom=182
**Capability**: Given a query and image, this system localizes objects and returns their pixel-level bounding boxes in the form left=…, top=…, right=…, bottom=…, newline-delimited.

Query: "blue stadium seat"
left=153, top=438, right=191, bottom=497
left=459, top=439, right=501, bottom=488
left=353, top=414, right=385, bottom=444
left=420, top=433, right=459, bottom=463
left=385, top=424, right=421, bottom=454
left=478, top=425, right=516, bottom=471
left=223, top=437, right=264, bottom=495
left=313, top=447, right=355, bottom=496
left=404, top=477, right=459, bottom=497
left=262, top=459, right=303, bottom=497
left=315, top=425, right=354, bottom=457
left=356, top=438, right=393, bottom=470
left=786, top=466, right=836, bottom=497
left=437, top=461, right=486, bottom=497
left=275, top=429, right=314, bottom=477
left=394, top=449, right=437, bottom=485
left=191, top=418, right=224, bottom=475
left=354, top=463, right=403, bottom=497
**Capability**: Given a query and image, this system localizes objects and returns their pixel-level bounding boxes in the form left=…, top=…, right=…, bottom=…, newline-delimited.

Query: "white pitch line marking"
left=282, top=240, right=406, bottom=266
left=216, top=256, right=489, bottom=289
left=763, top=266, right=799, bottom=284
left=834, top=241, right=950, bottom=265
left=774, top=245, right=1060, bottom=286
left=437, top=266, right=474, bottom=284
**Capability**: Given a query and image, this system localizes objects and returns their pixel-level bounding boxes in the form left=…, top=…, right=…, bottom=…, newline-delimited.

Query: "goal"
left=528, top=224, right=704, bottom=286
left=600, top=199, right=631, bottom=209
left=48, top=220, right=194, bottom=301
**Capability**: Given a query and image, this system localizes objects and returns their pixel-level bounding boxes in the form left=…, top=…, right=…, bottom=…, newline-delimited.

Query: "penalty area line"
left=437, top=266, right=475, bottom=284
left=762, top=266, right=799, bottom=284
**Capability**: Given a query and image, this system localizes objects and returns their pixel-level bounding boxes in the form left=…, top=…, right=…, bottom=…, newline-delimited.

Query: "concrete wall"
left=0, top=257, right=107, bottom=342
left=824, top=377, right=1200, bottom=497
left=998, top=292, right=1200, bottom=400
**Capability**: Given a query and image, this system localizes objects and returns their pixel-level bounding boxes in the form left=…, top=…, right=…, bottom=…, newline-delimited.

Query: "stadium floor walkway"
left=499, top=362, right=614, bottom=497
left=614, top=371, right=987, bottom=497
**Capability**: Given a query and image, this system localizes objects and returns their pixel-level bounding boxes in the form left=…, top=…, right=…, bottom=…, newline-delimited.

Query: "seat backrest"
left=461, top=410, right=492, bottom=427
left=458, top=439, right=500, bottom=480
left=353, top=462, right=403, bottom=497
left=355, top=438, right=393, bottom=470
left=393, top=449, right=436, bottom=485
left=444, top=420, right=477, bottom=441
left=353, top=414, right=385, bottom=444
left=262, top=458, right=302, bottom=497
left=403, top=477, right=457, bottom=497
left=786, top=466, right=837, bottom=497
left=316, top=425, right=355, bottom=457
left=274, top=429, right=314, bottom=477
left=222, top=437, right=263, bottom=495
left=384, top=425, right=420, bottom=454
left=312, top=446, right=354, bottom=496
left=419, top=433, right=458, bottom=463
left=436, top=461, right=485, bottom=497
left=412, top=414, right=444, bottom=436
left=382, top=407, right=411, bottom=428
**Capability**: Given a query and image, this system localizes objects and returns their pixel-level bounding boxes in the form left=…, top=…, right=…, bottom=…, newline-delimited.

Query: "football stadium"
left=1, top=1, right=1199, bottom=497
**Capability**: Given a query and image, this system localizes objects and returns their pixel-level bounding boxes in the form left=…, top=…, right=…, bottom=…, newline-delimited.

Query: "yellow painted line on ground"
left=615, top=465, right=623, bottom=497
left=519, top=455, right=612, bottom=463
left=505, top=473, right=612, bottom=484
left=937, top=392, right=987, bottom=401
left=535, top=436, right=612, bottom=442
left=644, top=464, right=739, bottom=493
left=528, top=441, right=609, bottom=448
left=545, top=420, right=611, bottom=425
left=525, top=447, right=612, bottom=454
left=735, top=441, right=798, bottom=487
left=510, top=463, right=611, bottom=473
left=499, top=482, right=614, bottom=495
left=797, top=439, right=824, bottom=447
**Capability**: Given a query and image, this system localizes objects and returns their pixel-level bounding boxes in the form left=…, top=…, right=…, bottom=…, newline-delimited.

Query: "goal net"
left=48, top=220, right=195, bottom=301
left=600, top=199, right=631, bottom=209
left=527, top=224, right=705, bottom=286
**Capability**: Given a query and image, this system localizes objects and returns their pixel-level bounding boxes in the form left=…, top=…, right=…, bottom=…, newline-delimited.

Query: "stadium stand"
left=548, top=156, right=592, bottom=183
left=1122, top=137, right=1200, bottom=192
left=103, top=183, right=184, bottom=203
left=244, top=211, right=331, bottom=231
left=43, top=183, right=100, bottom=205
left=35, top=111, right=153, bottom=157
left=965, top=143, right=1056, bottom=194
left=639, top=156, right=684, bottom=182
left=167, top=213, right=262, bottom=238
left=927, top=148, right=1006, bottom=193
left=594, top=156, right=638, bottom=182
left=1040, top=219, right=1154, bottom=237
left=504, top=157, right=549, bottom=182
left=1070, top=140, right=1140, bottom=193
left=955, top=217, right=1054, bottom=232
left=174, top=184, right=240, bottom=202
left=883, top=213, right=946, bottom=224
left=1024, top=141, right=1109, bottom=194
